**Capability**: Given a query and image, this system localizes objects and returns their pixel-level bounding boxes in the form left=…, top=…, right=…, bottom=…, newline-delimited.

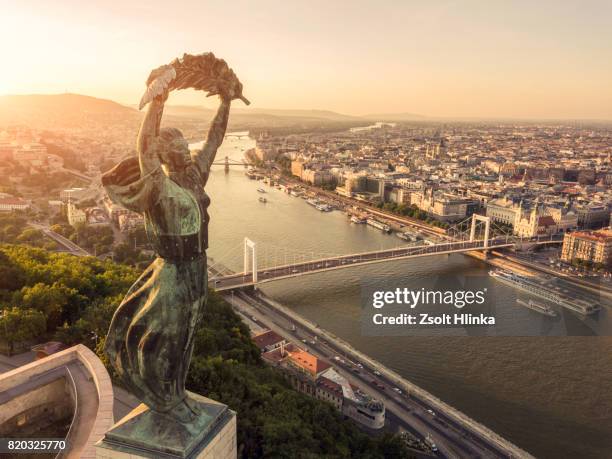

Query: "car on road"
left=292, top=269, right=299, bottom=273
left=373, top=370, right=381, bottom=376
left=393, top=387, right=402, bottom=394
left=427, top=409, right=436, bottom=416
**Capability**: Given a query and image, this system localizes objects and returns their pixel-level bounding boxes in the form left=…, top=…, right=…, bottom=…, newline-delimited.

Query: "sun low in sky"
left=1, top=0, right=612, bottom=119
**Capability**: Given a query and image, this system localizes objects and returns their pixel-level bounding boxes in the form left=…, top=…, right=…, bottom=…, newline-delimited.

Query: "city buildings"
left=0, top=196, right=30, bottom=212
left=255, top=329, right=386, bottom=429
left=66, top=201, right=86, bottom=226
left=561, top=228, right=612, bottom=267
left=257, top=123, right=610, bottom=238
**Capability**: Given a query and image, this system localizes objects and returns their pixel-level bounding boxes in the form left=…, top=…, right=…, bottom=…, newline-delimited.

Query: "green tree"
left=0, top=307, right=46, bottom=354
left=15, top=281, right=86, bottom=331
left=16, top=228, right=44, bottom=244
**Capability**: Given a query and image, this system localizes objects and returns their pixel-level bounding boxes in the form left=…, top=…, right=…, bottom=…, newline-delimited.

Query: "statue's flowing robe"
left=101, top=156, right=210, bottom=413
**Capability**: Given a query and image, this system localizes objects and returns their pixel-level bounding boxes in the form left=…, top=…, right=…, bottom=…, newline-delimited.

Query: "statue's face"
left=161, top=137, right=192, bottom=171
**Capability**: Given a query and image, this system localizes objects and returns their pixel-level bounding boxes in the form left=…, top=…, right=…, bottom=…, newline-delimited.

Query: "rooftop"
left=252, top=329, right=285, bottom=351
left=570, top=228, right=612, bottom=242
left=287, top=348, right=331, bottom=377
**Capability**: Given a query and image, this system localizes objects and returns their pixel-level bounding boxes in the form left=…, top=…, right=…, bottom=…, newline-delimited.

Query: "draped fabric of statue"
left=102, top=154, right=212, bottom=413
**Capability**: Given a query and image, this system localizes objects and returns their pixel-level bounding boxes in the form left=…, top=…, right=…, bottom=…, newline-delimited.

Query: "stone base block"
left=95, top=392, right=236, bottom=459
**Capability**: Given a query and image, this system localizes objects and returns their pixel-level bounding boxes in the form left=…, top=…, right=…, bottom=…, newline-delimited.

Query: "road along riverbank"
left=248, top=289, right=534, bottom=459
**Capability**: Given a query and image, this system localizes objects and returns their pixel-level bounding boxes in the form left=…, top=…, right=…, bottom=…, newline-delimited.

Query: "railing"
left=56, top=365, right=78, bottom=459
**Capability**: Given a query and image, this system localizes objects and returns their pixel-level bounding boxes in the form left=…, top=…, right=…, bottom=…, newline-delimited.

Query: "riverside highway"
left=224, top=289, right=533, bottom=459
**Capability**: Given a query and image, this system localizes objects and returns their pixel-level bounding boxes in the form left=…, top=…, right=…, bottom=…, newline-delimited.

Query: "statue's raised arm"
left=194, top=93, right=231, bottom=177
left=139, top=53, right=249, bottom=179
left=137, top=65, right=175, bottom=176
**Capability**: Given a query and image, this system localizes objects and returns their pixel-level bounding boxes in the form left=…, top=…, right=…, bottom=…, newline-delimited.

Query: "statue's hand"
left=219, top=72, right=241, bottom=102
left=139, top=64, right=176, bottom=109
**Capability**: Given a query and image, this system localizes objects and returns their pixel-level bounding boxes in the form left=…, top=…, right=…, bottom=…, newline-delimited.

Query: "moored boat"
left=489, top=270, right=600, bottom=315
left=516, top=298, right=557, bottom=317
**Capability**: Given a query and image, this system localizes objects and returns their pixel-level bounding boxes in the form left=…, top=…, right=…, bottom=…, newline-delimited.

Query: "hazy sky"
left=2, top=0, right=612, bottom=119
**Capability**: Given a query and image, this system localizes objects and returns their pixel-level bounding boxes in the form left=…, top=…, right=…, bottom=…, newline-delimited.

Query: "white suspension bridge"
left=209, top=214, right=562, bottom=291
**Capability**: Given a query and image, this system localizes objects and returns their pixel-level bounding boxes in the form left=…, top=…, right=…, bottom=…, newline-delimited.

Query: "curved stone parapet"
left=0, top=344, right=114, bottom=459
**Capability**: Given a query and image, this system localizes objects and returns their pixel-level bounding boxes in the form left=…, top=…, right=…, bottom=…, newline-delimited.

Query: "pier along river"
left=198, top=134, right=612, bottom=459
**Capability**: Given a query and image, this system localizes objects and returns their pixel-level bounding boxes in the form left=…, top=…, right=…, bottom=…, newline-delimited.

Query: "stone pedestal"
left=95, top=392, right=236, bottom=459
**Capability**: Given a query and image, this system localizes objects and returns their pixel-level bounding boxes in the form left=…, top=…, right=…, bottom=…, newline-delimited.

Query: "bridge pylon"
left=470, top=214, right=491, bottom=248
left=244, top=238, right=257, bottom=283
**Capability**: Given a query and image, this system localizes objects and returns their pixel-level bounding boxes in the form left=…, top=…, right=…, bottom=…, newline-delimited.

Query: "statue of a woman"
left=101, top=54, right=245, bottom=424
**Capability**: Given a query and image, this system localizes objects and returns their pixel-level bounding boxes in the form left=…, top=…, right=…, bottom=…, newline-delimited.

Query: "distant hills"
left=362, top=112, right=427, bottom=121
left=164, top=105, right=362, bottom=122
left=0, top=93, right=431, bottom=133
left=2, top=94, right=609, bottom=132
left=0, top=93, right=138, bottom=126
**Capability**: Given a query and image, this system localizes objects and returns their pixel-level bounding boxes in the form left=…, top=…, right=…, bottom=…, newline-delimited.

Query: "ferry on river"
left=257, top=187, right=266, bottom=193
left=258, top=197, right=267, bottom=203
left=489, top=270, right=600, bottom=315
left=367, top=218, right=391, bottom=233
left=516, top=298, right=557, bottom=317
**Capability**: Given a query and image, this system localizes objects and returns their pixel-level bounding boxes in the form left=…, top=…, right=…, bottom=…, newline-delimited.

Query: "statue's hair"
left=159, top=127, right=184, bottom=144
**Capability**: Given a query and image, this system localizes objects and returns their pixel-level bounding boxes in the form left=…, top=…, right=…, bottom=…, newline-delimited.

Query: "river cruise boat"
left=350, top=215, right=366, bottom=224
left=489, top=270, right=600, bottom=315
left=257, top=187, right=266, bottom=193
left=367, top=218, right=391, bottom=233
left=316, top=203, right=332, bottom=212
left=516, top=298, right=557, bottom=317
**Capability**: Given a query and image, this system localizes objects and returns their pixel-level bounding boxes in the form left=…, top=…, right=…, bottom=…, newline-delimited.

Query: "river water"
left=199, top=135, right=612, bottom=458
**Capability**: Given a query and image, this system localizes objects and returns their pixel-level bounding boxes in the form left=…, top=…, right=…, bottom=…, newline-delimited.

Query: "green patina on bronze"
left=101, top=53, right=247, bottom=426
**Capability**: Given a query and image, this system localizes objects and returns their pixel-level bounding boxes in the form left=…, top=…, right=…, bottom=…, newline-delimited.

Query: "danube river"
left=200, top=134, right=612, bottom=458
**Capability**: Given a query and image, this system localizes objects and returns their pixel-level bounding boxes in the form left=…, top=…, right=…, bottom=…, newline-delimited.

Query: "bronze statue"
left=101, top=53, right=248, bottom=424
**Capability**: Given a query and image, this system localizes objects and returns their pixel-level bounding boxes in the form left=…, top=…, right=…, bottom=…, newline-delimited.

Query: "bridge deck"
left=211, top=239, right=518, bottom=291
